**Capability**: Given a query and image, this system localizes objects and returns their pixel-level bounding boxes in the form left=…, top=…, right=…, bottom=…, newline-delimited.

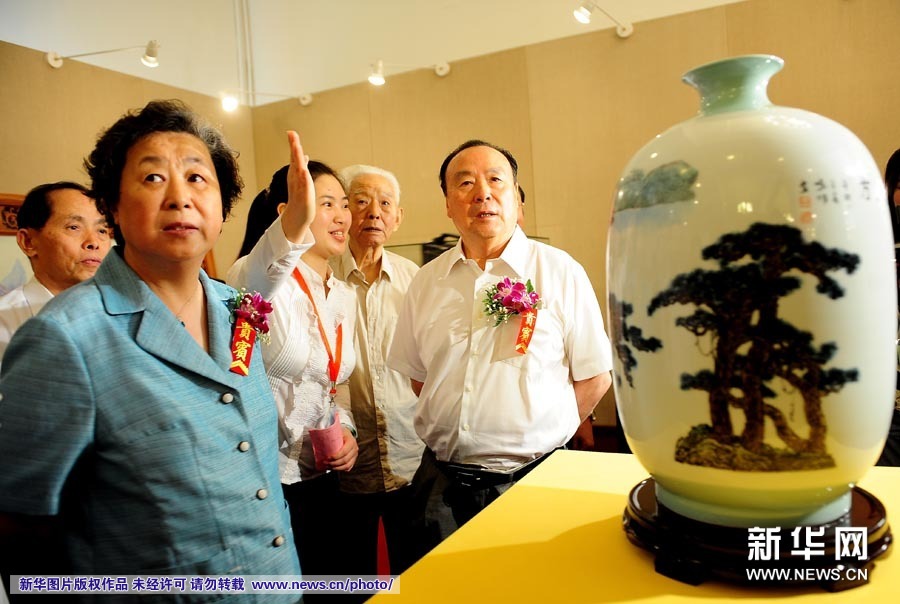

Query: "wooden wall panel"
left=724, top=0, right=900, bottom=167
left=0, top=40, right=257, bottom=278
left=525, top=7, right=732, bottom=427
left=249, top=49, right=536, bottom=247
left=236, top=84, right=371, bottom=269
left=243, top=0, right=899, bottom=298
left=366, top=48, right=534, bottom=245
left=3, top=0, right=898, bottom=309
left=525, top=7, right=730, bottom=304
left=250, top=85, right=372, bottom=191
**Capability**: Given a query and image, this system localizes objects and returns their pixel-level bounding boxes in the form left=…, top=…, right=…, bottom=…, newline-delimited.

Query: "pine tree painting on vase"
left=607, top=55, right=896, bottom=527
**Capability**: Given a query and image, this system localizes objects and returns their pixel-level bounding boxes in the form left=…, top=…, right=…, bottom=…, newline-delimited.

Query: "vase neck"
left=682, top=55, right=784, bottom=116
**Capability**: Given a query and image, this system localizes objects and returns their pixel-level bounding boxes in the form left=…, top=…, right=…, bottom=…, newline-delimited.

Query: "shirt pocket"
left=492, top=319, right=528, bottom=368
left=492, top=307, right=564, bottom=371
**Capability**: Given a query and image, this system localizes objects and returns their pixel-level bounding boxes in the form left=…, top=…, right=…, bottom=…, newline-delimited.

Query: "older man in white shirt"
left=0, top=181, right=110, bottom=600
left=330, top=164, right=424, bottom=578
left=0, top=182, right=111, bottom=367
left=388, top=140, right=613, bottom=553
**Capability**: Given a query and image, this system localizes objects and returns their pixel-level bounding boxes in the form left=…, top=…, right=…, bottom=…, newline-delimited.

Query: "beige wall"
left=1, top=0, right=898, bottom=421
left=0, top=40, right=258, bottom=280
left=243, top=0, right=900, bottom=424
left=248, top=0, right=900, bottom=298
left=3, top=0, right=897, bottom=283
left=250, top=47, right=537, bottom=250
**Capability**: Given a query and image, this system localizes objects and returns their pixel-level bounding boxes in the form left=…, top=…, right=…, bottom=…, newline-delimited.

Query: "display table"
left=370, top=451, right=897, bottom=602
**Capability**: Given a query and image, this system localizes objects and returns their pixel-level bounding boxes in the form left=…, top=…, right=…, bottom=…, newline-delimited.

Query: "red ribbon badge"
left=229, top=317, right=257, bottom=375
left=515, top=309, right=538, bottom=355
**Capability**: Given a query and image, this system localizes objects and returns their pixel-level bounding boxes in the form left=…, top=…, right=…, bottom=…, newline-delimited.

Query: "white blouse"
left=227, top=215, right=357, bottom=483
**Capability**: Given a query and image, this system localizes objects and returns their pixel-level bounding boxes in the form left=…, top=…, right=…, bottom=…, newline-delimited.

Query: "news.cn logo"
left=747, top=526, right=867, bottom=561
left=745, top=526, right=870, bottom=584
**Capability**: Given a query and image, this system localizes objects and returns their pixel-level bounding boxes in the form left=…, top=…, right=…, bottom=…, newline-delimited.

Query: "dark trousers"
left=282, top=473, right=340, bottom=603
left=408, top=448, right=514, bottom=564
left=337, top=486, right=418, bottom=577
left=332, top=487, right=419, bottom=604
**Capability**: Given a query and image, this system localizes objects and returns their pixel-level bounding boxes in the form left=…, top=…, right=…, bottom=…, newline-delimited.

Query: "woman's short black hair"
left=236, top=160, right=340, bottom=259
left=84, top=99, right=243, bottom=246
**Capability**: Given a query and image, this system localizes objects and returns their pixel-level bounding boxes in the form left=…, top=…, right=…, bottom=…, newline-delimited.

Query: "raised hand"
left=280, top=130, right=316, bottom=243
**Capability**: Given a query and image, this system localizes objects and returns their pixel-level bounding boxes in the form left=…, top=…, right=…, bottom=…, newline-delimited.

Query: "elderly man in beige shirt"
left=330, top=164, right=423, bottom=579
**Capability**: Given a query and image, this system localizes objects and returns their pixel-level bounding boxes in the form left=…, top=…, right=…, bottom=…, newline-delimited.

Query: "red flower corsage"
left=228, top=289, right=272, bottom=375
left=483, top=277, right=542, bottom=354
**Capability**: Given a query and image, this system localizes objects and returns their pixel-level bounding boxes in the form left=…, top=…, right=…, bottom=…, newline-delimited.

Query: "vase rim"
left=682, top=54, right=785, bottom=81
left=682, top=54, right=785, bottom=115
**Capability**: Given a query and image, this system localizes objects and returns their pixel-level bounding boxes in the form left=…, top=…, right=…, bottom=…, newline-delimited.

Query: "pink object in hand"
left=308, top=420, right=344, bottom=471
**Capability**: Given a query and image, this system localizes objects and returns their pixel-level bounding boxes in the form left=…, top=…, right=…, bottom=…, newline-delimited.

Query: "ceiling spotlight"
left=141, top=40, right=160, bottom=68
left=434, top=62, right=451, bottom=77
left=572, top=2, right=633, bottom=38
left=298, top=94, right=314, bottom=107
left=46, top=39, right=161, bottom=69
left=368, top=59, right=386, bottom=86
left=222, top=94, right=240, bottom=112
left=573, top=2, right=593, bottom=24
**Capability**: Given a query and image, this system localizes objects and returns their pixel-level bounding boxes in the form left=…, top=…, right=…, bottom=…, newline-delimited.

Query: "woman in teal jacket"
left=0, top=100, right=317, bottom=602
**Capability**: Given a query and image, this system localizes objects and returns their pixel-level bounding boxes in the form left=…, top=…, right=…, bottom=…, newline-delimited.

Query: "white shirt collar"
left=336, top=246, right=394, bottom=284
left=297, top=257, right=336, bottom=290
left=443, top=226, right=528, bottom=278
left=24, top=276, right=56, bottom=310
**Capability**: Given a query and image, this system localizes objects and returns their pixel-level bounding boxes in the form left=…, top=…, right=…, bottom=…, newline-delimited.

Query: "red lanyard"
left=292, top=268, right=343, bottom=397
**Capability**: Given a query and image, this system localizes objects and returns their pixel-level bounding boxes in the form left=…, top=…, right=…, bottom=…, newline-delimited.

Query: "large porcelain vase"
left=606, top=55, right=896, bottom=527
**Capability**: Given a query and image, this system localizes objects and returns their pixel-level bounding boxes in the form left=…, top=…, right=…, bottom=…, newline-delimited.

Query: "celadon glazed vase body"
left=607, top=55, right=896, bottom=527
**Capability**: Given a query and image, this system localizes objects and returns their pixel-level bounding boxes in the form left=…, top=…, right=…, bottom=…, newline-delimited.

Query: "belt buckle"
left=452, top=467, right=484, bottom=488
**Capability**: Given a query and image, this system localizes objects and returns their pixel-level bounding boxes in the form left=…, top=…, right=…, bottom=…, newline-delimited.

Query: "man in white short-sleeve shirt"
left=387, top=140, right=613, bottom=553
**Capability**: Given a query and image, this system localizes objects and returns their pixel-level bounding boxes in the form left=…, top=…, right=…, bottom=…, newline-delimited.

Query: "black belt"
left=431, top=447, right=563, bottom=489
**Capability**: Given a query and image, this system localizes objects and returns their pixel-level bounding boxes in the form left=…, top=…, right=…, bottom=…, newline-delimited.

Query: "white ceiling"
left=0, top=0, right=744, bottom=107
